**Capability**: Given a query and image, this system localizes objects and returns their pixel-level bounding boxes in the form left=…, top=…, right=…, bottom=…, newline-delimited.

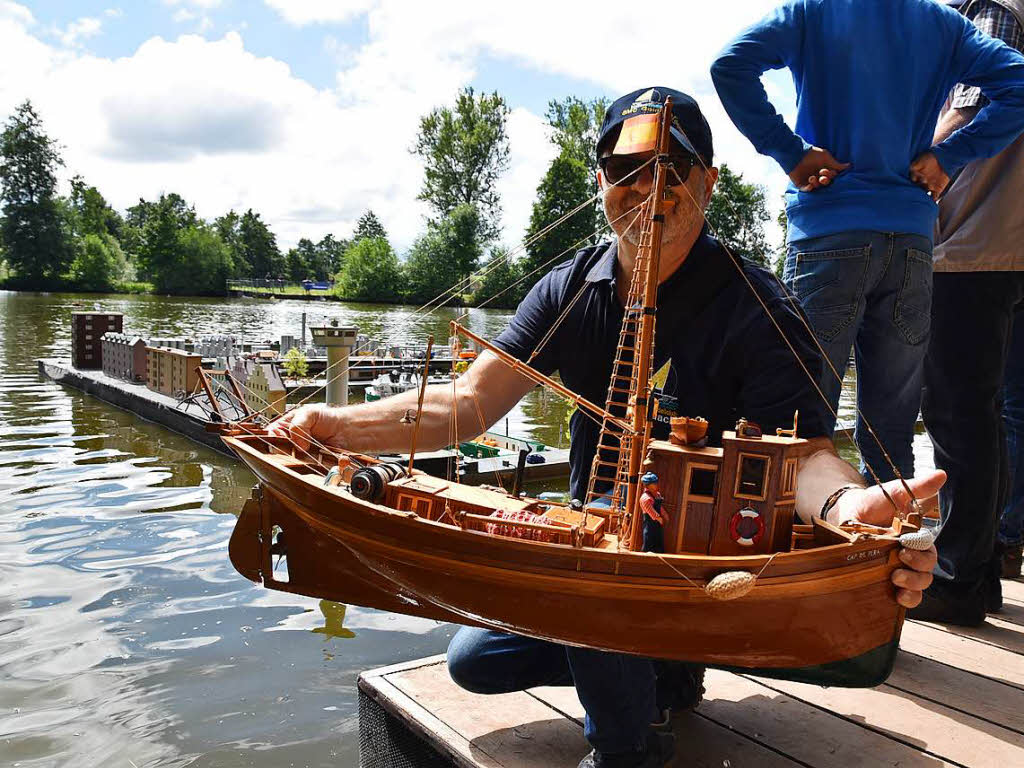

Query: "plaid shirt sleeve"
left=953, top=1, right=1024, bottom=109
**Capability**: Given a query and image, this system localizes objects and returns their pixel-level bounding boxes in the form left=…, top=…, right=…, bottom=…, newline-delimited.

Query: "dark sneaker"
left=654, top=662, right=706, bottom=713
left=908, top=582, right=986, bottom=627
left=1001, top=543, right=1023, bottom=579
left=577, top=731, right=675, bottom=768
left=986, top=555, right=1003, bottom=614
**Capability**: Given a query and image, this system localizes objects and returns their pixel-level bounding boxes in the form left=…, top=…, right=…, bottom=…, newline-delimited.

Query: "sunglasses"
left=599, top=152, right=697, bottom=187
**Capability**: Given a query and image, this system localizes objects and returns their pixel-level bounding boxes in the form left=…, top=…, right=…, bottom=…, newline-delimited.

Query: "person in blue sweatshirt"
left=711, top=0, right=1024, bottom=489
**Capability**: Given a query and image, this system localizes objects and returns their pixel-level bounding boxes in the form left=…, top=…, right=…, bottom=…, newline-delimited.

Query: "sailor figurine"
left=639, top=471, right=667, bottom=553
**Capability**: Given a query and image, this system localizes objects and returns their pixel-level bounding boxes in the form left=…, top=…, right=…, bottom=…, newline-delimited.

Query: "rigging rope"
left=525, top=205, right=647, bottom=367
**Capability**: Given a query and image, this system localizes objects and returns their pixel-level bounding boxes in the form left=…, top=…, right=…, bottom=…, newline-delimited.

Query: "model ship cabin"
left=643, top=416, right=815, bottom=557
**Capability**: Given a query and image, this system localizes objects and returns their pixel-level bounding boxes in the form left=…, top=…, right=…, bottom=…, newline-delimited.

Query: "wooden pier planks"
left=358, top=576, right=1024, bottom=768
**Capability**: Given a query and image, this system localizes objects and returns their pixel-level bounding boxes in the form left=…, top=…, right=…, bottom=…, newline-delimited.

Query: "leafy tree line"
left=1, top=92, right=773, bottom=304
left=0, top=101, right=353, bottom=295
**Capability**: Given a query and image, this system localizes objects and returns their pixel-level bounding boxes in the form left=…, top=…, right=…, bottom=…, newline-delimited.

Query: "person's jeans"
left=783, top=231, right=933, bottom=484
left=447, top=627, right=657, bottom=755
left=999, top=309, right=1024, bottom=548
left=923, top=272, right=1024, bottom=589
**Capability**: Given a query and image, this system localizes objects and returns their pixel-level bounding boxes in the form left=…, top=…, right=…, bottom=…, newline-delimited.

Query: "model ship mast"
left=584, top=96, right=675, bottom=551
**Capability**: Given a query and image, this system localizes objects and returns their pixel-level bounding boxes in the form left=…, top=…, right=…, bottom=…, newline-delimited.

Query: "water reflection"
left=0, top=292, right=474, bottom=767
left=312, top=601, right=357, bottom=640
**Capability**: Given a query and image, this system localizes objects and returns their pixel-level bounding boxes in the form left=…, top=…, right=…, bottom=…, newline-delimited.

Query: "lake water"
left=0, top=290, right=932, bottom=767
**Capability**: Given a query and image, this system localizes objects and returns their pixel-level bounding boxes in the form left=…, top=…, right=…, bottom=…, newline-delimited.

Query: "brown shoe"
left=1002, top=544, right=1023, bottom=579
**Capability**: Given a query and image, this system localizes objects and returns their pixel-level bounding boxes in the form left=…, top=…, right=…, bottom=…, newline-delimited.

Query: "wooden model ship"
left=220, top=99, right=922, bottom=686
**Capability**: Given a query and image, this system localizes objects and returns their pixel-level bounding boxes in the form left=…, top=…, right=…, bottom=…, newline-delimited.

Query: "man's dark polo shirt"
left=493, top=226, right=829, bottom=501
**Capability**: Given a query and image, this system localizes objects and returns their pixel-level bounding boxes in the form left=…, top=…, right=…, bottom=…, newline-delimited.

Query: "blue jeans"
left=1000, top=312, right=1024, bottom=547
left=784, top=231, right=933, bottom=483
left=447, top=627, right=657, bottom=754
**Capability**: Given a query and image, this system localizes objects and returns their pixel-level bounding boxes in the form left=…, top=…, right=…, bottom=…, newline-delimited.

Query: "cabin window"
left=687, top=466, right=718, bottom=500
left=396, top=494, right=416, bottom=512
left=735, top=453, right=770, bottom=500
left=782, top=458, right=798, bottom=496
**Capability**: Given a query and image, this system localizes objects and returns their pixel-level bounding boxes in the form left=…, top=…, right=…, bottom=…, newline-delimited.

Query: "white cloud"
left=171, top=7, right=214, bottom=32
left=164, top=0, right=222, bottom=8
left=104, top=8, right=124, bottom=19
left=263, top=0, right=374, bottom=26
left=0, top=1, right=33, bottom=27
left=0, top=0, right=795, bottom=254
left=58, top=17, right=103, bottom=47
left=330, top=0, right=793, bottom=243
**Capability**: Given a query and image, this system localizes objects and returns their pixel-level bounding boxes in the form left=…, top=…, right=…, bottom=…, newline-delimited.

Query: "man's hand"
left=268, top=404, right=347, bottom=454
left=789, top=146, right=851, bottom=191
left=910, top=152, right=951, bottom=200
left=830, top=469, right=945, bottom=608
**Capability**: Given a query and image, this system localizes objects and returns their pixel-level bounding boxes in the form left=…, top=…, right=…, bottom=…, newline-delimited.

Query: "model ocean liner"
left=218, top=99, right=925, bottom=686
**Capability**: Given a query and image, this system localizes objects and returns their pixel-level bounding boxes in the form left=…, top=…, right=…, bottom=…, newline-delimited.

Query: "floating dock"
left=36, top=359, right=569, bottom=484
left=358, top=577, right=1024, bottom=767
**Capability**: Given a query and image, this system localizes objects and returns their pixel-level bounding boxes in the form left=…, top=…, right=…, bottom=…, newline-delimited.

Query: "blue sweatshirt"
left=711, top=0, right=1024, bottom=242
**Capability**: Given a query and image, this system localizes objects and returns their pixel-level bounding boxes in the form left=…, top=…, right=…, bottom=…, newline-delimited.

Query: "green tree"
left=120, top=198, right=155, bottom=268
left=546, top=96, right=609, bottom=179
left=139, top=195, right=182, bottom=289
left=403, top=204, right=483, bottom=304
left=173, top=224, right=233, bottom=294
left=282, top=347, right=309, bottom=380
left=412, top=87, right=510, bottom=241
left=239, top=209, right=282, bottom=278
left=521, top=153, right=595, bottom=290
left=352, top=210, right=387, bottom=243
left=775, top=203, right=788, bottom=278
left=214, top=210, right=246, bottom=276
left=317, top=233, right=348, bottom=279
left=705, top=164, right=771, bottom=266
left=285, top=246, right=309, bottom=282
left=296, top=238, right=322, bottom=280
left=0, top=101, right=74, bottom=285
left=334, top=237, right=401, bottom=302
left=70, top=233, right=127, bottom=292
left=473, top=246, right=521, bottom=309
left=69, top=177, right=122, bottom=240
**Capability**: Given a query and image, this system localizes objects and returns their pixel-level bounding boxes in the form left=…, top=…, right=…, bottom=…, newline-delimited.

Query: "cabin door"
left=675, top=462, right=719, bottom=554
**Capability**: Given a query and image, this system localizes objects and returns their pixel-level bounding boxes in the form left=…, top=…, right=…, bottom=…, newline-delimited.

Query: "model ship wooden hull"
left=225, top=434, right=908, bottom=686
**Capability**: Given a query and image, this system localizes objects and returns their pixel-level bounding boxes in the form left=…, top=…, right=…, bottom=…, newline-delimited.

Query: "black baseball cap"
left=596, top=87, right=713, bottom=167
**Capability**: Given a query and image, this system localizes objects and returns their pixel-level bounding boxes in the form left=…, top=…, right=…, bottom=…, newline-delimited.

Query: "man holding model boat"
left=274, top=87, right=941, bottom=768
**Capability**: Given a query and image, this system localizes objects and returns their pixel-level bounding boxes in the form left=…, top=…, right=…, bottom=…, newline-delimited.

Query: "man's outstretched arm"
left=796, top=438, right=943, bottom=608
left=269, top=351, right=536, bottom=455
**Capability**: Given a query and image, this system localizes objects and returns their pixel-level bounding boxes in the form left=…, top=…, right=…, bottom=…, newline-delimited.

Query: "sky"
left=0, top=1, right=797, bottom=253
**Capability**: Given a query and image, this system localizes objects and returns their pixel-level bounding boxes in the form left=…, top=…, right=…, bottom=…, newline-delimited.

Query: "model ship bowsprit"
left=219, top=98, right=927, bottom=686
